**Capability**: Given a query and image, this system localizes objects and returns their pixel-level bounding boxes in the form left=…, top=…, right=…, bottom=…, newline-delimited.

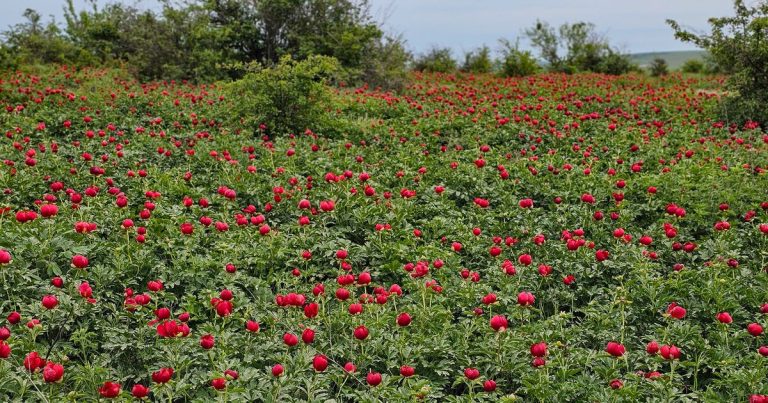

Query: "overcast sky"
left=0, top=0, right=735, bottom=56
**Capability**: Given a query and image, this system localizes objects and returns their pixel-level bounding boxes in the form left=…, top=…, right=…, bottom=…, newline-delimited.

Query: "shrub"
left=681, top=59, right=705, bottom=74
left=413, top=47, right=457, bottom=73
left=668, top=0, right=768, bottom=125
left=498, top=39, right=540, bottom=77
left=1, top=8, right=89, bottom=69
left=461, top=46, right=493, bottom=74
left=649, top=58, right=669, bottom=77
left=225, top=55, right=341, bottom=136
left=596, top=50, right=637, bottom=75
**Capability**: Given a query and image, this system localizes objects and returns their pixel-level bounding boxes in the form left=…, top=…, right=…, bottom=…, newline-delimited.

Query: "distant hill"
left=629, top=51, right=707, bottom=70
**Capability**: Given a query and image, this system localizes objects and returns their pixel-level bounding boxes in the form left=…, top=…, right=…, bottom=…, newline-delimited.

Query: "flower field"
left=1, top=67, right=768, bottom=401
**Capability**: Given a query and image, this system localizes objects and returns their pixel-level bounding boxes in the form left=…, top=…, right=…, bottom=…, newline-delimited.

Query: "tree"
left=250, top=0, right=383, bottom=70
left=649, top=58, right=668, bottom=77
left=1, top=8, right=86, bottom=68
left=559, top=22, right=605, bottom=72
left=359, top=33, right=412, bottom=90
left=2, top=0, right=410, bottom=86
left=667, top=0, right=768, bottom=124
left=524, top=20, right=635, bottom=74
left=524, top=20, right=560, bottom=69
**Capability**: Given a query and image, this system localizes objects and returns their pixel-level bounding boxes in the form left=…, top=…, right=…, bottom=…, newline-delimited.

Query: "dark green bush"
left=718, top=94, right=768, bottom=128
left=649, top=58, right=669, bottom=77
left=596, top=50, right=638, bottom=75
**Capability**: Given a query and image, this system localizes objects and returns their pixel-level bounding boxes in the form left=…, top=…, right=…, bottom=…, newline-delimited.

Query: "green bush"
left=680, top=59, right=704, bottom=74
left=413, top=47, right=457, bottom=73
left=498, top=39, right=540, bottom=77
left=649, top=58, right=669, bottom=77
left=1, top=8, right=90, bottom=69
left=225, top=55, right=341, bottom=136
left=718, top=93, right=768, bottom=127
left=596, top=50, right=637, bottom=75
left=461, top=46, right=493, bottom=73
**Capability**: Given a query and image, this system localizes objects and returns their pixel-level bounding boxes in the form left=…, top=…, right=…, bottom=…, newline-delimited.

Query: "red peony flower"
left=151, top=367, right=174, bottom=384
left=131, top=384, right=149, bottom=399
left=312, top=355, right=328, bottom=372
left=605, top=341, right=626, bottom=357
left=99, top=381, right=121, bottom=398
left=489, top=315, right=508, bottom=332
left=353, top=325, right=369, bottom=340
left=366, top=371, right=382, bottom=387
left=42, top=362, right=64, bottom=383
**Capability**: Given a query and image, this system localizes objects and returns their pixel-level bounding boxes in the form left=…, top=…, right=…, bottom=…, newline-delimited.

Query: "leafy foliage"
left=413, top=47, right=458, bottom=73
left=0, top=0, right=409, bottom=87
left=680, top=59, right=705, bottom=74
left=649, top=58, right=669, bottom=77
left=1, top=8, right=89, bottom=69
left=224, top=55, right=341, bottom=137
left=462, top=46, right=494, bottom=74
left=525, top=20, right=637, bottom=74
left=497, top=39, right=540, bottom=77
left=668, top=0, right=768, bottom=125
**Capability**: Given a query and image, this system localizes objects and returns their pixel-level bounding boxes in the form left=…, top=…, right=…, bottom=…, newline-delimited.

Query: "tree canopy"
left=524, top=20, right=636, bottom=74
left=668, top=0, right=768, bottom=124
left=1, top=0, right=409, bottom=84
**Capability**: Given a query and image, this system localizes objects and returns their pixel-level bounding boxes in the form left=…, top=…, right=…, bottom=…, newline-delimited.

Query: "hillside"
left=629, top=50, right=707, bottom=69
